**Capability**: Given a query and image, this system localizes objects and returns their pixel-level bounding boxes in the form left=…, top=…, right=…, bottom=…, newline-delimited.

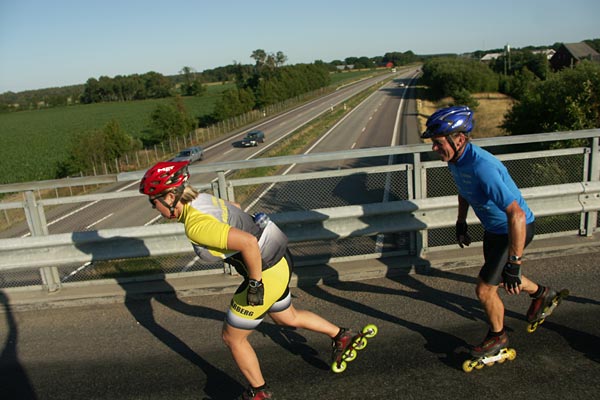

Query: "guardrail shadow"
left=0, top=290, right=37, bottom=399
left=72, top=231, right=243, bottom=400
left=283, top=203, right=483, bottom=370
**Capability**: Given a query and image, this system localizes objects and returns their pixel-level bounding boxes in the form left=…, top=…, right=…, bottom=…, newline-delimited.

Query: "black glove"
left=456, top=221, right=471, bottom=248
left=247, top=279, right=264, bottom=306
left=502, top=262, right=522, bottom=291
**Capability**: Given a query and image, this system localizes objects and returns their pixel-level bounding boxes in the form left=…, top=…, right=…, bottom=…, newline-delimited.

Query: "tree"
left=145, top=96, right=196, bottom=144
left=251, top=49, right=268, bottom=66
left=502, top=61, right=600, bottom=135
left=178, top=66, right=205, bottom=96
left=421, top=57, right=498, bottom=99
left=55, top=120, right=141, bottom=177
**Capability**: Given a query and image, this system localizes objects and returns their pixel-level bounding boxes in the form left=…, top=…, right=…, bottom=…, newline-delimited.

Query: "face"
left=430, top=134, right=463, bottom=162
left=151, top=192, right=180, bottom=219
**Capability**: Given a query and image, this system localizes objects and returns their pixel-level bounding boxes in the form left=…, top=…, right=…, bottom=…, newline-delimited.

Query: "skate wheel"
left=475, top=362, right=484, bottom=370
left=331, top=360, right=347, bottom=373
left=485, top=361, right=494, bottom=367
left=497, top=357, right=506, bottom=364
left=526, top=321, right=538, bottom=333
left=354, top=337, right=367, bottom=350
left=507, top=348, right=517, bottom=361
left=344, top=349, right=357, bottom=362
left=462, top=359, right=475, bottom=373
left=362, top=324, right=378, bottom=338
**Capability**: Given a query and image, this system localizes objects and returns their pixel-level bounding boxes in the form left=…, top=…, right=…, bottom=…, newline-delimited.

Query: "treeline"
left=53, top=50, right=337, bottom=177
left=0, top=49, right=421, bottom=113
left=210, top=62, right=330, bottom=122
left=420, top=47, right=600, bottom=136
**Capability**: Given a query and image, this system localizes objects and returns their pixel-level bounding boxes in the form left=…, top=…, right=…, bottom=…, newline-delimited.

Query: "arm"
left=505, top=200, right=527, bottom=264
left=457, top=194, right=470, bottom=222
left=226, top=227, right=262, bottom=282
left=456, top=195, right=471, bottom=248
left=502, top=200, right=527, bottom=295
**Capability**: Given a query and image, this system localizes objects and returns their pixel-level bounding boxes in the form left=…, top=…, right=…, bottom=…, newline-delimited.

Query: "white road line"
left=85, top=213, right=114, bottom=229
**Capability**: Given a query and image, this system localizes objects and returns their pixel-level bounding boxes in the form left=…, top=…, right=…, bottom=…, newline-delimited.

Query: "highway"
left=1, top=242, right=599, bottom=399
left=0, top=67, right=420, bottom=239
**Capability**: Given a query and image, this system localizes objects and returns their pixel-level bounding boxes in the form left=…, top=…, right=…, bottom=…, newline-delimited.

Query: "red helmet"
left=139, top=161, right=190, bottom=198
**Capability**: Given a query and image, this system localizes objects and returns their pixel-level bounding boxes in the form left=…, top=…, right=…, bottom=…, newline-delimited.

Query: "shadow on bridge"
left=0, top=291, right=37, bottom=399
left=72, top=231, right=244, bottom=400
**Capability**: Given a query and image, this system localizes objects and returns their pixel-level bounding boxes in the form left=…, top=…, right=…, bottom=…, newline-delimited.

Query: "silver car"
left=170, top=146, right=204, bottom=163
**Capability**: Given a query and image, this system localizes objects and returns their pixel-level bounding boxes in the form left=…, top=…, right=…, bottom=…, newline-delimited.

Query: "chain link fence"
left=0, top=136, right=598, bottom=289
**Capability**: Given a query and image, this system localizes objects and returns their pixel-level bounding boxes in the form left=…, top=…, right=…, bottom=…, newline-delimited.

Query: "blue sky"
left=1, top=0, right=599, bottom=93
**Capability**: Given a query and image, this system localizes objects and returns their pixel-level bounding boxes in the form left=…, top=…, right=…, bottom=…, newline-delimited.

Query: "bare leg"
left=269, top=304, right=339, bottom=338
left=222, top=323, right=264, bottom=388
left=475, top=278, right=505, bottom=332
left=520, top=275, right=539, bottom=295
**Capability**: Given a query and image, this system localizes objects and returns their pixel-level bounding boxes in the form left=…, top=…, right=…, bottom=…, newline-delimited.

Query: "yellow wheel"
left=497, top=357, right=506, bottom=364
left=507, top=348, right=517, bottom=361
left=462, top=360, right=474, bottom=373
left=485, top=361, right=494, bottom=367
left=363, top=324, right=378, bottom=338
left=344, top=349, right=357, bottom=362
left=475, top=363, right=484, bottom=370
left=354, top=337, right=367, bottom=350
left=331, top=361, right=347, bottom=373
left=527, top=322, right=538, bottom=333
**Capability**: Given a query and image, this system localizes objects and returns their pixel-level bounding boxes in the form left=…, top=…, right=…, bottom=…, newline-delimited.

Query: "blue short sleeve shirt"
left=448, top=142, right=535, bottom=234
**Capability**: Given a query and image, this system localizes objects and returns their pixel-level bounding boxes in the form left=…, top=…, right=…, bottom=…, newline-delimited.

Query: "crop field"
left=0, top=69, right=386, bottom=185
left=0, top=83, right=233, bottom=184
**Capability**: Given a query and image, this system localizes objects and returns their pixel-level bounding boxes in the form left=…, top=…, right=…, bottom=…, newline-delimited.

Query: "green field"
left=0, top=69, right=385, bottom=184
left=0, top=83, right=233, bottom=184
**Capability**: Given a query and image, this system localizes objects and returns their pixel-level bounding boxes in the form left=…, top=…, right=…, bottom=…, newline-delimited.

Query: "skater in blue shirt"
left=422, top=106, right=564, bottom=359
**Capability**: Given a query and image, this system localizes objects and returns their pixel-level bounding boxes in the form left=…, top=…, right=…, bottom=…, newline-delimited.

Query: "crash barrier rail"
left=0, top=129, right=599, bottom=292
left=1, top=181, right=599, bottom=292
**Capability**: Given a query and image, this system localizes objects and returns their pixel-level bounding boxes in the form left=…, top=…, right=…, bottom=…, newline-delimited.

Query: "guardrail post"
left=216, top=171, right=228, bottom=200
left=413, top=154, right=427, bottom=256
left=40, top=266, right=61, bottom=292
left=24, top=191, right=62, bottom=291
left=584, top=137, right=600, bottom=236
left=23, top=190, right=49, bottom=236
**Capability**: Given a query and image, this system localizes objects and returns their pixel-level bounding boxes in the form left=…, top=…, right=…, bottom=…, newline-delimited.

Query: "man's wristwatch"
left=508, top=255, right=522, bottom=263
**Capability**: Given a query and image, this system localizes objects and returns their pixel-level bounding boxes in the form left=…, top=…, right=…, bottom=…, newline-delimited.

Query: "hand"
left=456, top=221, right=471, bottom=248
left=247, top=279, right=264, bottom=306
left=502, top=262, right=522, bottom=294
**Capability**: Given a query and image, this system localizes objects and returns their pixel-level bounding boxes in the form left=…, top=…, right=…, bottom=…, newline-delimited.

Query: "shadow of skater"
left=294, top=259, right=472, bottom=370
left=72, top=231, right=244, bottom=400
left=0, top=290, right=37, bottom=399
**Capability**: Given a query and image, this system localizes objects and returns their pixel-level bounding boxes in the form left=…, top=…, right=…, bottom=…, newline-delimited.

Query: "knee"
left=221, top=330, right=232, bottom=348
left=475, top=282, right=496, bottom=302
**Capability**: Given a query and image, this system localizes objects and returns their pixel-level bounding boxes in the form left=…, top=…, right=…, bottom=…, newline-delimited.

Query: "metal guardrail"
left=1, top=129, right=599, bottom=292
left=1, top=181, right=599, bottom=275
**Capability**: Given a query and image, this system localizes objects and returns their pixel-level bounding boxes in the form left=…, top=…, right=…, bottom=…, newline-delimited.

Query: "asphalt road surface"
left=1, top=246, right=599, bottom=400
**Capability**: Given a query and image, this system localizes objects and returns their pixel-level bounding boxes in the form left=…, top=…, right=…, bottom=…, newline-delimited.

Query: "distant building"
left=532, top=48, right=556, bottom=60
left=550, top=42, right=600, bottom=71
left=480, top=52, right=503, bottom=63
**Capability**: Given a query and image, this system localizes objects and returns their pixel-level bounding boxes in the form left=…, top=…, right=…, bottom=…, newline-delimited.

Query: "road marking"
left=85, top=213, right=114, bottom=229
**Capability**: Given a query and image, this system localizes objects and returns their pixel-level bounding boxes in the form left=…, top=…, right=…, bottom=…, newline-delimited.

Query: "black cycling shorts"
left=479, top=222, right=535, bottom=285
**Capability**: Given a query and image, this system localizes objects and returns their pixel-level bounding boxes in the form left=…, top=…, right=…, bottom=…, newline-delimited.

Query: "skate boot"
left=463, top=330, right=516, bottom=373
left=330, top=325, right=378, bottom=373
left=470, top=330, right=509, bottom=358
left=331, top=327, right=356, bottom=365
left=241, top=385, right=273, bottom=400
left=526, top=286, right=569, bottom=333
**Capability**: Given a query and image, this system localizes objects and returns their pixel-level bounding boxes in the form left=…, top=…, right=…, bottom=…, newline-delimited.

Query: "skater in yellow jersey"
left=139, top=161, right=364, bottom=399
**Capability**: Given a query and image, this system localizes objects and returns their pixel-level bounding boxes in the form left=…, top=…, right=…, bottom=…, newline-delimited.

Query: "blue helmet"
left=421, top=106, right=474, bottom=139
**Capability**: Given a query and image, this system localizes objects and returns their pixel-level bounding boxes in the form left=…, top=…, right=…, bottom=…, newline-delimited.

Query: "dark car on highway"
left=240, top=130, right=265, bottom=147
